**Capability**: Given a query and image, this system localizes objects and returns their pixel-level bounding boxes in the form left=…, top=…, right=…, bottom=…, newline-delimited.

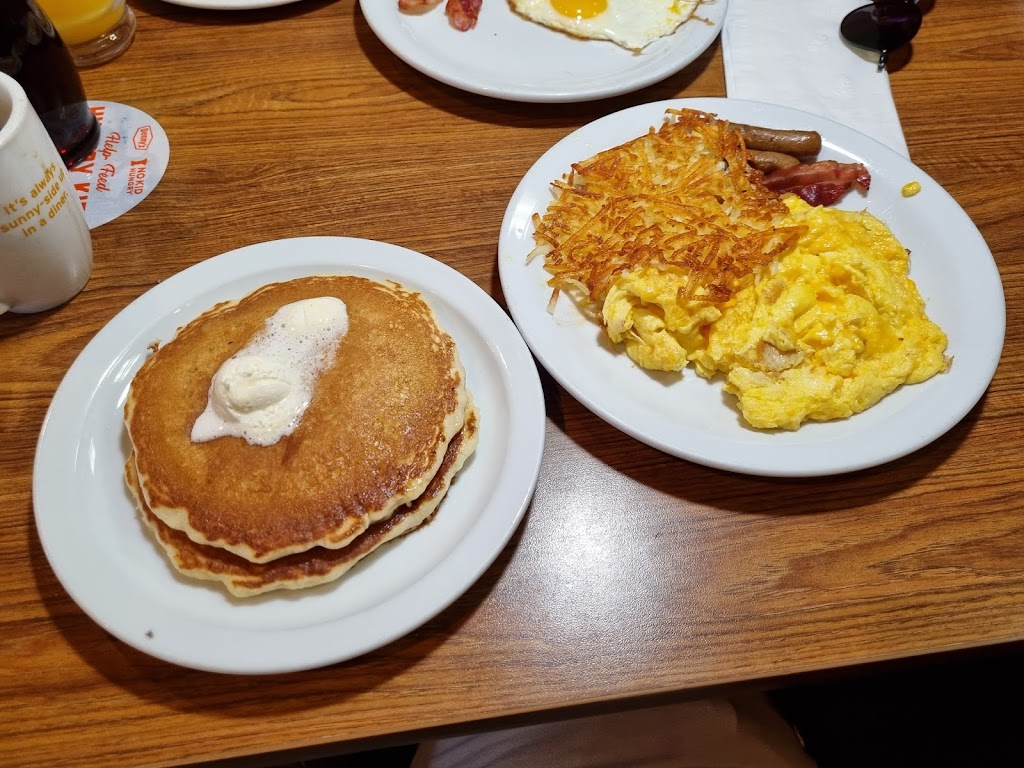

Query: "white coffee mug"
left=0, top=71, right=92, bottom=314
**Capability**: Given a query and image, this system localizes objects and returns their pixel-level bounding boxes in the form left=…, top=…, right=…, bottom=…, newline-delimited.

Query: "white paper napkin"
left=722, top=0, right=910, bottom=158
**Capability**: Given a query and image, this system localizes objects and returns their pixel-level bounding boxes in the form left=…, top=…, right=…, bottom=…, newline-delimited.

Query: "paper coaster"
left=69, top=101, right=170, bottom=230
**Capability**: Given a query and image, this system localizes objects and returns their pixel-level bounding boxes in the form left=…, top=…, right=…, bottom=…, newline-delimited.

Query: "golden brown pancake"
left=125, top=276, right=468, bottom=563
left=126, top=407, right=479, bottom=597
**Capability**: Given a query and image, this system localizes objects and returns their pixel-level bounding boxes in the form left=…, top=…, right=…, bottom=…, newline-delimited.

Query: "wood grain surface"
left=2, top=1, right=1024, bottom=766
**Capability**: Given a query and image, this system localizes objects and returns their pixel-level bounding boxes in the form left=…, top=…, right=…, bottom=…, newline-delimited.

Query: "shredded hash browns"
left=529, top=108, right=807, bottom=306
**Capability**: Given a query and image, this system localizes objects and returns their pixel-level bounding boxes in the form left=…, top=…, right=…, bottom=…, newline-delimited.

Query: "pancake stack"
left=123, top=275, right=477, bottom=597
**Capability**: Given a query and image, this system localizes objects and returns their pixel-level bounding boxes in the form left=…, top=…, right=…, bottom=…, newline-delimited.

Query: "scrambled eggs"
left=604, top=196, right=951, bottom=430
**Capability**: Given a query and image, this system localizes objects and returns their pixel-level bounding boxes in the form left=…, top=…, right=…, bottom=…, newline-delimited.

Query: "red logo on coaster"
left=133, top=125, right=153, bottom=151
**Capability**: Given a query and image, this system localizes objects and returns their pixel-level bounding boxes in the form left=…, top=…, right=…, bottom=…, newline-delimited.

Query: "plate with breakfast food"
left=359, top=0, right=727, bottom=102
left=33, top=237, right=545, bottom=673
left=498, top=97, right=1005, bottom=476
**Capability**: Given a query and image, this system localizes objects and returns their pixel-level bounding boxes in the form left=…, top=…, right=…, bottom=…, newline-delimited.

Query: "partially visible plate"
left=156, top=0, right=302, bottom=9
left=498, top=97, right=1005, bottom=477
left=34, top=237, right=546, bottom=674
left=359, top=0, right=728, bottom=103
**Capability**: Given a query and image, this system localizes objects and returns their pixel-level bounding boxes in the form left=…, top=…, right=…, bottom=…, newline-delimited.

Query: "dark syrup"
left=1, top=1, right=99, bottom=168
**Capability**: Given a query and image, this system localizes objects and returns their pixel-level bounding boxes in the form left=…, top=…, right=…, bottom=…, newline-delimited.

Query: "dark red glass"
left=0, top=0, right=100, bottom=168
left=840, top=0, right=923, bottom=71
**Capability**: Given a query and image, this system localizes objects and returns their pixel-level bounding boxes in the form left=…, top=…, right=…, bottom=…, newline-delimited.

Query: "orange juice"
left=35, top=0, right=127, bottom=48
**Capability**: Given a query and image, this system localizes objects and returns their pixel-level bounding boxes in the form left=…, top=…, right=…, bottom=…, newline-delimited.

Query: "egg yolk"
left=550, top=0, right=607, bottom=19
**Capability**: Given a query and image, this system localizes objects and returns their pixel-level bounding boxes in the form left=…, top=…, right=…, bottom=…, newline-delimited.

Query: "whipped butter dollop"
left=191, top=296, right=349, bottom=446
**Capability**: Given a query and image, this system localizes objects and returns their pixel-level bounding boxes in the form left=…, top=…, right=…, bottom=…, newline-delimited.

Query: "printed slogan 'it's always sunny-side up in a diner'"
left=1, top=162, right=71, bottom=238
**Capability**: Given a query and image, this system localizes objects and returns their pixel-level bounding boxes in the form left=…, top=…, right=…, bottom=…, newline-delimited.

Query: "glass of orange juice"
left=34, top=0, right=137, bottom=67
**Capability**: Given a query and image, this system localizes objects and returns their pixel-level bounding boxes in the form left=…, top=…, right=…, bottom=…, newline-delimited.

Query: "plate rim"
left=497, top=96, right=1006, bottom=477
left=358, top=0, right=729, bottom=103
left=33, top=236, right=546, bottom=674
left=156, top=0, right=303, bottom=9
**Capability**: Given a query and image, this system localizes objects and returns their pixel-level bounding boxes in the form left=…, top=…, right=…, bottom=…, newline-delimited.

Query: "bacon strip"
left=446, top=0, right=481, bottom=30
left=764, top=160, right=871, bottom=207
left=398, top=0, right=441, bottom=8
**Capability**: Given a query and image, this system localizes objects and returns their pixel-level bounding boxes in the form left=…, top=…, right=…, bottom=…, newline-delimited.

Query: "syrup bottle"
left=0, top=0, right=99, bottom=168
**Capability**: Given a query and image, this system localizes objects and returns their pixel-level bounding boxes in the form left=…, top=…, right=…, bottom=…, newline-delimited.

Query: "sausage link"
left=746, top=150, right=801, bottom=174
left=734, top=124, right=822, bottom=157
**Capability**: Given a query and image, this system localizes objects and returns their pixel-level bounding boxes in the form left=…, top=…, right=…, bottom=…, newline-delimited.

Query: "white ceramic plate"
left=156, top=0, right=302, bottom=9
left=359, top=0, right=728, bottom=103
left=498, top=97, right=1005, bottom=477
left=34, top=238, right=546, bottom=674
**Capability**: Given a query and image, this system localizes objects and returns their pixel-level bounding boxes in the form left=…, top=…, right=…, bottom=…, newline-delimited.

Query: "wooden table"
left=3, top=1, right=1023, bottom=766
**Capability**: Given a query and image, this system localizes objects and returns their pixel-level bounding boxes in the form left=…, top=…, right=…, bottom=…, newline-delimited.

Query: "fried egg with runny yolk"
left=603, top=196, right=951, bottom=430
left=509, top=0, right=700, bottom=51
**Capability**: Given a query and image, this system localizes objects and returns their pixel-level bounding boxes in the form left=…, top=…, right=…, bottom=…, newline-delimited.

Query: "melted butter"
left=191, top=296, right=348, bottom=446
